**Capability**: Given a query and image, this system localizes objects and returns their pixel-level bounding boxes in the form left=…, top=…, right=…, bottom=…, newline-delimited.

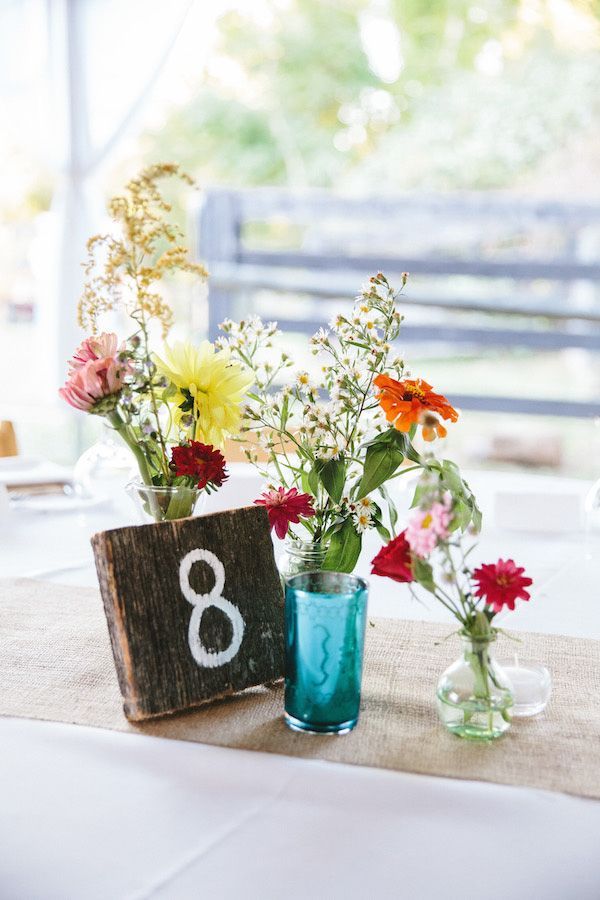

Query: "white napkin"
left=494, top=489, right=584, bottom=534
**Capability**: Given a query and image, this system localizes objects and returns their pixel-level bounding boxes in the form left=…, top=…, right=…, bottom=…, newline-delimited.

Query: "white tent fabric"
left=44, top=0, right=194, bottom=391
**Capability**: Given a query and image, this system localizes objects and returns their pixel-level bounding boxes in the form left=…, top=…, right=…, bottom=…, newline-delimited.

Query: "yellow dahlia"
left=154, top=340, right=252, bottom=448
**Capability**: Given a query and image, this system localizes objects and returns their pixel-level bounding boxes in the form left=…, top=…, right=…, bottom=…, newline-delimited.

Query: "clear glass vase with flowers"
left=371, top=470, right=534, bottom=741
left=59, top=163, right=251, bottom=522
left=218, top=273, right=481, bottom=575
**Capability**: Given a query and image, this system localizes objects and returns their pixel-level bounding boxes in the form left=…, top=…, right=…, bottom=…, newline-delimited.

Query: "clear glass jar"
left=277, top=537, right=328, bottom=579
left=74, top=431, right=135, bottom=501
left=436, top=631, right=514, bottom=741
left=126, top=481, right=206, bottom=524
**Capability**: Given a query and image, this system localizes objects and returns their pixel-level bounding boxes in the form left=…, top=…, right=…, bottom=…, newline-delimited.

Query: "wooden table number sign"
left=91, top=506, right=285, bottom=721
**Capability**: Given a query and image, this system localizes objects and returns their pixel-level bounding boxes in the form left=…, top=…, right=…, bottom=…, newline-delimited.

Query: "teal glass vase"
left=284, top=571, right=368, bottom=734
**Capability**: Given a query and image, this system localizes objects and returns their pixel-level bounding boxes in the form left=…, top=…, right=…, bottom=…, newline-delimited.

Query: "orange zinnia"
left=374, top=374, right=458, bottom=441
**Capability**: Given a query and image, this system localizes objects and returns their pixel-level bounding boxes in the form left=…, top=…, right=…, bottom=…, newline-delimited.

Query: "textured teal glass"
left=284, top=572, right=369, bottom=734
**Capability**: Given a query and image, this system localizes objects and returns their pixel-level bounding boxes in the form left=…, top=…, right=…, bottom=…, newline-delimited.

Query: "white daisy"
left=353, top=510, right=373, bottom=533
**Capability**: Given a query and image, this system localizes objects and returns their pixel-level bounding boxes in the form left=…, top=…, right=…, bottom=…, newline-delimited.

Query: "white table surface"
left=1, top=463, right=600, bottom=899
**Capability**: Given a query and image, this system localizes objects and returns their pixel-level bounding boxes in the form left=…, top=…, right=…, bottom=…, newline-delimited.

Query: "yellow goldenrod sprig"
left=78, top=162, right=207, bottom=337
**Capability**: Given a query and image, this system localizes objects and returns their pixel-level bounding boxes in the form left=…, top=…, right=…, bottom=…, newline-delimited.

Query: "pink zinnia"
left=68, top=333, right=120, bottom=370
left=254, top=487, right=316, bottom=539
left=429, top=500, right=452, bottom=538
left=406, top=499, right=452, bottom=557
left=473, top=559, right=533, bottom=613
left=406, top=509, right=438, bottom=556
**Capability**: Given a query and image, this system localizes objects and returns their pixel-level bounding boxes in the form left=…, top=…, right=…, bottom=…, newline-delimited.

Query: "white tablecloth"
left=2, top=465, right=599, bottom=899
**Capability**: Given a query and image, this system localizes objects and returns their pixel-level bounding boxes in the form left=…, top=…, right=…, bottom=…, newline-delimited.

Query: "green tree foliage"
left=140, top=0, right=600, bottom=190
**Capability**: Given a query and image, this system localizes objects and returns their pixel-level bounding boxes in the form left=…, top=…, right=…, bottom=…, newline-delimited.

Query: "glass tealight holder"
left=498, top=657, right=552, bottom=717
left=284, top=571, right=368, bottom=735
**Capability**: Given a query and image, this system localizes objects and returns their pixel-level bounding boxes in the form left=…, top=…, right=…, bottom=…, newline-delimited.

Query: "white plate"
left=0, top=456, right=40, bottom=472
left=10, top=492, right=109, bottom=514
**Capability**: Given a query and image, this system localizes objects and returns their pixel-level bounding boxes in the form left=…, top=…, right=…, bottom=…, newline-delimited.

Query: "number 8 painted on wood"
left=179, top=549, right=245, bottom=668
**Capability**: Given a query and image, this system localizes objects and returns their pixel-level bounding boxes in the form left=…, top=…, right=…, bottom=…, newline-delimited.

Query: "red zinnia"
left=370, top=531, right=414, bottom=583
left=171, top=442, right=228, bottom=491
left=472, top=558, right=532, bottom=613
left=254, top=487, right=315, bottom=540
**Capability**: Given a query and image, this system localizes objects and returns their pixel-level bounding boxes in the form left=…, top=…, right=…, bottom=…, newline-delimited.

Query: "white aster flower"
left=353, top=510, right=373, bottom=533
left=316, top=445, right=335, bottom=461
left=258, top=432, right=274, bottom=449
left=330, top=314, right=347, bottom=332
left=263, top=394, right=279, bottom=412
left=358, top=496, right=375, bottom=511
left=296, top=371, right=317, bottom=393
left=311, top=327, right=330, bottom=346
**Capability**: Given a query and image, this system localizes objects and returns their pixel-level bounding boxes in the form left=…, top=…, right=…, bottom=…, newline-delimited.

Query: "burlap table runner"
left=2, top=578, right=599, bottom=799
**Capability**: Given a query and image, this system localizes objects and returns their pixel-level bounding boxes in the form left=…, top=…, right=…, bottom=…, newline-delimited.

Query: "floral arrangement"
left=59, top=163, right=251, bottom=520
left=371, top=489, right=532, bottom=631
left=371, top=472, right=533, bottom=737
left=218, top=273, right=481, bottom=572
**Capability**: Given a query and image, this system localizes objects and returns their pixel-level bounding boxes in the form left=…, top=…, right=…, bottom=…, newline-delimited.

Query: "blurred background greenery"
left=134, top=0, right=600, bottom=194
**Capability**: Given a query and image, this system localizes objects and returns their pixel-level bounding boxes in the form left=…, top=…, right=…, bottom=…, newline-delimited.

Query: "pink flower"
left=406, top=509, right=439, bottom=556
left=473, top=559, right=532, bottom=613
left=60, top=332, right=130, bottom=413
left=68, top=333, right=120, bottom=370
left=254, top=487, right=316, bottom=539
left=429, top=500, right=452, bottom=538
left=59, top=357, right=126, bottom=412
left=405, top=499, right=452, bottom=557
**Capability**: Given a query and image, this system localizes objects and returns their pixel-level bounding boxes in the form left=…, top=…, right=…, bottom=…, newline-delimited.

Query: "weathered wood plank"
left=91, top=506, right=284, bottom=721
left=448, top=394, right=600, bottom=418
left=231, top=187, right=600, bottom=224
left=238, top=250, right=600, bottom=282
left=210, top=262, right=600, bottom=323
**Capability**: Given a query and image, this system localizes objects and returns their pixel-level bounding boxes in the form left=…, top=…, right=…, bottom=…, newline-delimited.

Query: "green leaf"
left=300, top=469, right=312, bottom=496
left=450, top=499, right=470, bottom=532
left=280, top=392, right=289, bottom=431
left=378, top=483, right=398, bottom=531
left=322, top=520, right=344, bottom=543
left=404, top=442, right=423, bottom=465
left=380, top=488, right=398, bottom=527
left=322, top=518, right=362, bottom=573
left=433, top=459, right=483, bottom=534
left=412, top=556, right=436, bottom=593
left=440, top=459, right=464, bottom=495
left=410, top=480, right=430, bottom=509
left=363, top=427, right=397, bottom=448
left=314, top=456, right=346, bottom=503
left=306, top=464, right=320, bottom=497
left=375, top=521, right=391, bottom=542
left=358, top=443, right=404, bottom=498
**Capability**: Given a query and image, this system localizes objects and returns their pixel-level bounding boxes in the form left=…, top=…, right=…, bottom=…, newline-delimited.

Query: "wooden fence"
left=197, top=188, right=600, bottom=418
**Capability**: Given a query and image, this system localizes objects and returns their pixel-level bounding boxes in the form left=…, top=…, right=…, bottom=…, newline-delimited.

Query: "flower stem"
left=107, top=410, right=153, bottom=486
